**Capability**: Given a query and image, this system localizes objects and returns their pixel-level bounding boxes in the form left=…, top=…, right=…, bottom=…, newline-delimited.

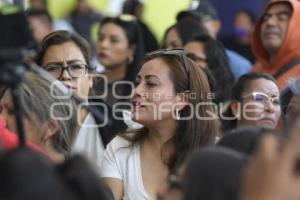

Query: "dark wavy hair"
left=187, top=34, right=235, bottom=103
left=99, top=16, right=145, bottom=97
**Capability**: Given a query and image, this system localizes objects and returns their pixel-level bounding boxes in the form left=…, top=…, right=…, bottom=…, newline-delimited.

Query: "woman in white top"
left=35, top=31, right=121, bottom=169
left=101, top=49, right=220, bottom=200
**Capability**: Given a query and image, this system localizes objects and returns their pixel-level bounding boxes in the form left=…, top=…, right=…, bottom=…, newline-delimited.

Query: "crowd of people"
left=1, top=0, right=300, bottom=199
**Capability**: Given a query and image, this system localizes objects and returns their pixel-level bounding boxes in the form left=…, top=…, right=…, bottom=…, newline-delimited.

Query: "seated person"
left=0, top=72, right=77, bottom=162
left=222, top=72, right=281, bottom=132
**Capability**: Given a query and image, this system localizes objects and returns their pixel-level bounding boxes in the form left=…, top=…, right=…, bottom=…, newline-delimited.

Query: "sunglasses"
left=146, top=48, right=190, bottom=75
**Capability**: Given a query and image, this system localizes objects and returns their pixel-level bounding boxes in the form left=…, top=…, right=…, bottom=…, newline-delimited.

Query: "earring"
left=176, top=107, right=180, bottom=120
left=128, top=55, right=133, bottom=64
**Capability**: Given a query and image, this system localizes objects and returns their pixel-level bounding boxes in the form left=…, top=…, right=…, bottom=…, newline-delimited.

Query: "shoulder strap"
left=273, top=57, right=300, bottom=79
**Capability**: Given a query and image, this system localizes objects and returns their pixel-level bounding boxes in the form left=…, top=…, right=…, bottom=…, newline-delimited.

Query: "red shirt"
left=0, top=116, right=45, bottom=153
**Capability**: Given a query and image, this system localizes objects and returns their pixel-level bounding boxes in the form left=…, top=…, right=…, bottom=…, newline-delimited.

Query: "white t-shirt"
left=101, top=136, right=152, bottom=200
left=72, top=113, right=104, bottom=172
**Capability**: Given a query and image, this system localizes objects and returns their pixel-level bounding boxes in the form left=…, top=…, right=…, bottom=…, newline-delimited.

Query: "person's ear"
left=175, top=90, right=190, bottom=111
left=42, top=119, right=60, bottom=142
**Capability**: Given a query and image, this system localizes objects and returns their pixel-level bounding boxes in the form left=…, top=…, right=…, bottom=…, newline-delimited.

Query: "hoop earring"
left=176, top=107, right=180, bottom=120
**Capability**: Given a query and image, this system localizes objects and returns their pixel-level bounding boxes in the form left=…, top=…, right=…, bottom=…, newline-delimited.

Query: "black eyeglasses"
left=44, top=63, right=88, bottom=79
left=146, top=48, right=190, bottom=75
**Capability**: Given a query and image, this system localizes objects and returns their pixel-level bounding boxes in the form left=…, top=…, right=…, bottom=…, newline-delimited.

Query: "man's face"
left=260, top=3, right=292, bottom=56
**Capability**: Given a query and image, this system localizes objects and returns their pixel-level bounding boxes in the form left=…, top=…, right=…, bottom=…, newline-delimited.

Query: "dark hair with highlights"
left=122, top=52, right=220, bottom=173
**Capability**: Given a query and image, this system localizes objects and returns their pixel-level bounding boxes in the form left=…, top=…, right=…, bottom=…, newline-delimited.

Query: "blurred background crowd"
left=1, top=0, right=300, bottom=200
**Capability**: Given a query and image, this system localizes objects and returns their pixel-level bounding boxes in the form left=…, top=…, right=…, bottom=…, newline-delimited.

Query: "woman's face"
left=0, top=90, right=46, bottom=145
left=96, top=22, right=134, bottom=69
left=42, top=41, right=92, bottom=99
left=131, top=58, right=179, bottom=125
left=237, top=78, right=281, bottom=129
left=184, top=41, right=208, bottom=69
left=164, top=28, right=182, bottom=49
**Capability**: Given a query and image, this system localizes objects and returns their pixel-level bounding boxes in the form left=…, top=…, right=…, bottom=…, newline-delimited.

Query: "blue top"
left=226, top=49, right=252, bottom=81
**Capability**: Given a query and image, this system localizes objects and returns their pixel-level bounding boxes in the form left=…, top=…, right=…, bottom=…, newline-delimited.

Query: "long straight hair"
left=122, top=53, right=220, bottom=173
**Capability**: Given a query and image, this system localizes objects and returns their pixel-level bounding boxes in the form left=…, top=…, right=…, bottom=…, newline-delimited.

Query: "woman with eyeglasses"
left=184, top=34, right=235, bottom=105
left=35, top=30, right=125, bottom=170
left=101, top=49, right=220, bottom=200
left=222, top=72, right=281, bottom=133
left=95, top=14, right=145, bottom=108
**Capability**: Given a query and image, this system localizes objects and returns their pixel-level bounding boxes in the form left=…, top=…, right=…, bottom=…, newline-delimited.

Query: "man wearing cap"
left=252, top=0, right=300, bottom=90
left=177, top=1, right=252, bottom=80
